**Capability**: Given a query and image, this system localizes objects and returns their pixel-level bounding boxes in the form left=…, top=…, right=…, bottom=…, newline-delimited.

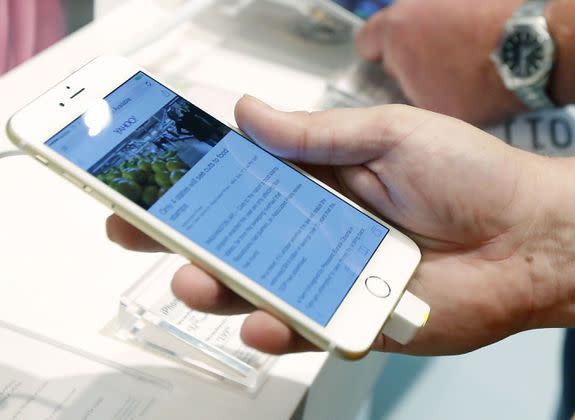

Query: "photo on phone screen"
left=45, top=72, right=389, bottom=327
left=331, top=0, right=393, bottom=19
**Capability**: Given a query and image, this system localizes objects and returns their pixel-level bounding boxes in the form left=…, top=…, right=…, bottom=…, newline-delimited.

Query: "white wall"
left=94, top=0, right=127, bottom=18
left=95, top=0, right=195, bottom=18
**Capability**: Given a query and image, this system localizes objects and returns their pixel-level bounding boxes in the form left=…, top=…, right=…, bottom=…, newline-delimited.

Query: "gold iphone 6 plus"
left=7, top=56, right=421, bottom=359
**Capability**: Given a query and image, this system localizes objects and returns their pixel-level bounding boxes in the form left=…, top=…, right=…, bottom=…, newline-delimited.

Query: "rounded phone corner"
left=397, top=229, right=422, bottom=258
left=5, top=115, right=26, bottom=150
left=332, top=345, right=371, bottom=361
left=328, top=339, right=372, bottom=361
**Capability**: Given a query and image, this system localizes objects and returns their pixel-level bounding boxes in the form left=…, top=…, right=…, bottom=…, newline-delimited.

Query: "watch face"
left=501, top=27, right=544, bottom=78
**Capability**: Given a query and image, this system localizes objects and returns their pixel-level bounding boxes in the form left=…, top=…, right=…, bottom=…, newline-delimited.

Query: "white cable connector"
left=382, top=291, right=430, bottom=345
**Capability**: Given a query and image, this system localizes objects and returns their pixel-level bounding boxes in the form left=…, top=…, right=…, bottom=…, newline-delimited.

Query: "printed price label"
left=489, top=106, right=575, bottom=156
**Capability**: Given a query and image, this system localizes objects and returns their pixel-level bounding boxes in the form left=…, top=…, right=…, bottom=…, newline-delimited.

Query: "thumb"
left=234, top=95, right=427, bottom=165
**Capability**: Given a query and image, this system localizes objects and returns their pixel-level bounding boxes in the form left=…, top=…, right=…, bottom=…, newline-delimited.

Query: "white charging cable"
left=0, top=150, right=24, bottom=160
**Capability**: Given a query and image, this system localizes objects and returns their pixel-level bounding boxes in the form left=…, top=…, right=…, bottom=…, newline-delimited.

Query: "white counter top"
left=0, top=1, right=388, bottom=418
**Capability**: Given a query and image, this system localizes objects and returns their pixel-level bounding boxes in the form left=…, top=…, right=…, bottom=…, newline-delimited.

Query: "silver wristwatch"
left=491, top=0, right=556, bottom=110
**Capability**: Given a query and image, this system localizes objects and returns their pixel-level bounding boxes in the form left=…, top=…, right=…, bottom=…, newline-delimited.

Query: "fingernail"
left=242, top=94, right=264, bottom=104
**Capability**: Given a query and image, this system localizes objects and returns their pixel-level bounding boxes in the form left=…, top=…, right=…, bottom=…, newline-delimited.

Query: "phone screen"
left=46, top=72, right=389, bottom=326
left=331, top=0, right=393, bottom=19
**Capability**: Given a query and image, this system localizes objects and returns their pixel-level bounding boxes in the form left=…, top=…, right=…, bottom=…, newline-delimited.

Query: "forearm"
left=547, top=0, right=575, bottom=105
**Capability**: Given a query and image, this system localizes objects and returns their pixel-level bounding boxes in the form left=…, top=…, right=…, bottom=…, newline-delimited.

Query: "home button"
left=365, top=276, right=391, bottom=298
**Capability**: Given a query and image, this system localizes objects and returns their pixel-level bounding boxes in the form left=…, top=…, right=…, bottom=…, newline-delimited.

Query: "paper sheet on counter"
left=0, top=322, right=172, bottom=420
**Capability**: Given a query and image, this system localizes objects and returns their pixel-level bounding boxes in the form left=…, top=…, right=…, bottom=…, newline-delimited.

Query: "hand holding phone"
left=7, top=57, right=423, bottom=359
left=9, top=56, right=549, bottom=358
left=109, top=96, right=548, bottom=358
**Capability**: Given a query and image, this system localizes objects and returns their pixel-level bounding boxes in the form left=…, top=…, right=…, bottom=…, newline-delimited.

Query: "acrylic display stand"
left=113, top=254, right=275, bottom=394
left=291, top=3, right=406, bottom=109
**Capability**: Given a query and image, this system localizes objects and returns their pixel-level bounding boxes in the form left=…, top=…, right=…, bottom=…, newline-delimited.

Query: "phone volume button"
left=34, top=155, right=49, bottom=165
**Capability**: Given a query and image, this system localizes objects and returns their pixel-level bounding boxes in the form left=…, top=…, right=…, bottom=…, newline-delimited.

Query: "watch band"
left=516, top=78, right=555, bottom=109
left=513, top=0, right=546, bottom=18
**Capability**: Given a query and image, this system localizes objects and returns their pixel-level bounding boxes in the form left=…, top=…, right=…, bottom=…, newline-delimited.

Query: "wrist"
left=521, top=155, right=575, bottom=328
left=546, top=0, right=575, bottom=106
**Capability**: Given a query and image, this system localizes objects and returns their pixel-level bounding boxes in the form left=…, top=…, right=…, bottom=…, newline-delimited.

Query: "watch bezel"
left=493, top=17, right=555, bottom=90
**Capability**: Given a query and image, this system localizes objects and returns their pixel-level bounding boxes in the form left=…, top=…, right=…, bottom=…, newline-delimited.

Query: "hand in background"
left=355, top=0, right=526, bottom=125
left=107, top=96, right=575, bottom=356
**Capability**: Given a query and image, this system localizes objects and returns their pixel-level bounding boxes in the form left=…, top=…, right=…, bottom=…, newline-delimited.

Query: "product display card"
left=0, top=322, right=172, bottom=420
left=115, top=255, right=274, bottom=393
left=488, top=107, right=575, bottom=156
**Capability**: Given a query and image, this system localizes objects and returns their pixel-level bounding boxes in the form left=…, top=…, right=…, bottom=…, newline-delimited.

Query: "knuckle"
left=296, top=111, right=314, bottom=160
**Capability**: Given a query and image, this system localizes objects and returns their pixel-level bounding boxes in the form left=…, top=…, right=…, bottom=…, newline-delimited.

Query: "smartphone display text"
left=46, top=73, right=389, bottom=326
